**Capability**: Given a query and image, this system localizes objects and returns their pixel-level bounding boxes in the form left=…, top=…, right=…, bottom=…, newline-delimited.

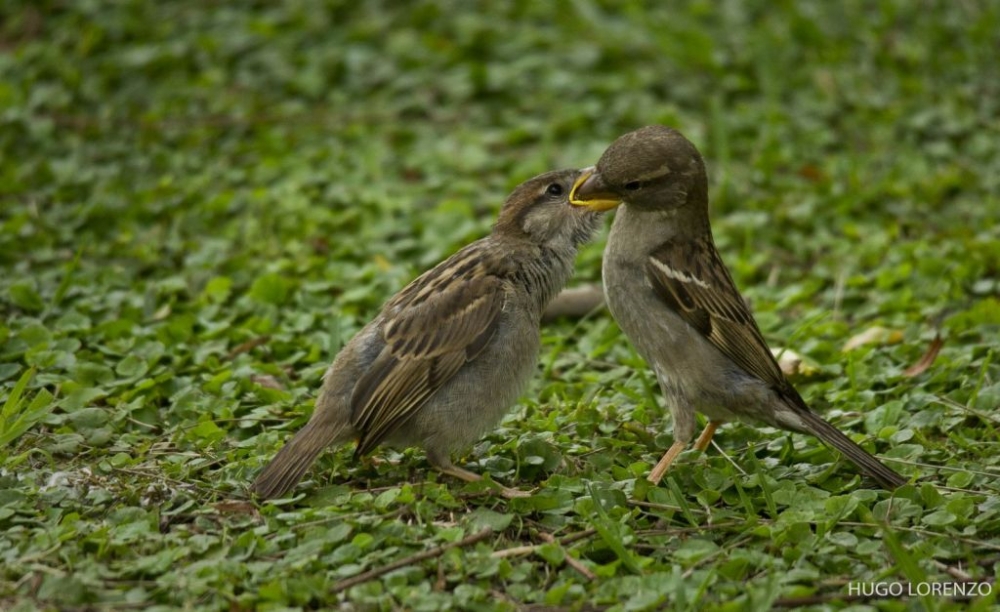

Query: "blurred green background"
left=2, top=1, right=998, bottom=610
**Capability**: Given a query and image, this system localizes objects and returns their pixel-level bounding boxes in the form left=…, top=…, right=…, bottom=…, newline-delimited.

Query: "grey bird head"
left=494, top=168, right=618, bottom=248
left=570, top=126, right=709, bottom=214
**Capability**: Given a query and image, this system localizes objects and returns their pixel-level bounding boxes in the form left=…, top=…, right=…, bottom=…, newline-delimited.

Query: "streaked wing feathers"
left=646, top=238, right=792, bottom=394
left=351, top=251, right=506, bottom=456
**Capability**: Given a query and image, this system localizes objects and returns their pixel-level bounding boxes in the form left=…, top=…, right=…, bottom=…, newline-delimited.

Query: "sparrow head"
left=570, top=125, right=708, bottom=213
left=494, top=168, right=616, bottom=247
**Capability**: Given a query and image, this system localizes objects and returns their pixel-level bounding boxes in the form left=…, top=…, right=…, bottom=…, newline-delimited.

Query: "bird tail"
left=251, top=421, right=344, bottom=499
left=793, top=407, right=907, bottom=490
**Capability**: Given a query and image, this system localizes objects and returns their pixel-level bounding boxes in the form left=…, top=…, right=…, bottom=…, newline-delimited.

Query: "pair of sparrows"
left=252, top=126, right=906, bottom=500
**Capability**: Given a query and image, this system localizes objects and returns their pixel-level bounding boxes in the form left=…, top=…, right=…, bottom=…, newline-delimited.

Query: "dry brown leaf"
left=903, top=334, right=944, bottom=377
left=797, top=164, right=826, bottom=183
left=842, top=326, right=904, bottom=352
left=373, top=253, right=393, bottom=271
left=771, top=347, right=820, bottom=377
left=213, top=501, right=259, bottom=516
left=226, top=335, right=271, bottom=360
left=251, top=374, right=285, bottom=390
left=152, top=304, right=172, bottom=321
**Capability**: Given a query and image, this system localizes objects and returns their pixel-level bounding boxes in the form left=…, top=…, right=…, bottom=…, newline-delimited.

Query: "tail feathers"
left=252, top=421, right=344, bottom=499
left=795, top=408, right=907, bottom=490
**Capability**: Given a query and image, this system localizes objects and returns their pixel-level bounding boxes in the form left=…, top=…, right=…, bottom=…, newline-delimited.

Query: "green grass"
left=2, top=1, right=999, bottom=610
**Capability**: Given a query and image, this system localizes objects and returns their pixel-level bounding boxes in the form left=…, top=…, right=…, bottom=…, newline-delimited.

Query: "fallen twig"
left=226, top=335, right=271, bottom=360
left=330, top=527, right=493, bottom=593
left=933, top=560, right=973, bottom=582
left=491, top=544, right=539, bottom=559
left=491, top=528, right=598, bottom=559
left=539, top=532, right=596, bottom=581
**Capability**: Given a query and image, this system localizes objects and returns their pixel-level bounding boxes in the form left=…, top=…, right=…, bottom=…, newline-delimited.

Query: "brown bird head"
left=570, top=126, right=708, bottom=214
left=494, top=169, right=617, bottom=247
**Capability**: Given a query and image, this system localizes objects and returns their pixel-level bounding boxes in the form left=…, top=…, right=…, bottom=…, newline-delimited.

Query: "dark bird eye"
left=546, top=183, right=563, bottom=196
left=624, top=181, right=641, bottom=191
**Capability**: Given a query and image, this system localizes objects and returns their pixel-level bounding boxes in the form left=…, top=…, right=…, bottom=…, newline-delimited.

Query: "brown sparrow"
left=570, top=126, right=907, bottom=489
left=252, top=168, right=617, bottom=499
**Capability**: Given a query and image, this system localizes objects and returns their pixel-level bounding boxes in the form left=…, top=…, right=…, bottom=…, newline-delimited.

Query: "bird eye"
left=624, top=181, right=641, bottom=191
left=546, top=183, right=563, bottom=196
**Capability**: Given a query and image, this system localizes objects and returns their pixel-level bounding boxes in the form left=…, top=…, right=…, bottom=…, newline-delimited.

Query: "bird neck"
left=610, top=202, right=713, bottom=255
left=494, top=237, right=577, bottom=315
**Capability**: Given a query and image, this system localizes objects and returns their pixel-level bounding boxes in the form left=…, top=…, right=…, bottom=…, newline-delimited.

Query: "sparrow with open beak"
left=570, top=126, right=907, bottom=489
left=252, top=168, right=617, bottom=499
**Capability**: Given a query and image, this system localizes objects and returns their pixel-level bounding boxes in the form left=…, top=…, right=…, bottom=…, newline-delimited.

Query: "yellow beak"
left=569, top=168, right=621, bottom=211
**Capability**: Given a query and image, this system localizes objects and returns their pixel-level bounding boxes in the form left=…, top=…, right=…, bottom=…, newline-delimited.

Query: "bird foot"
left=432, top=461, right=531, bottom=499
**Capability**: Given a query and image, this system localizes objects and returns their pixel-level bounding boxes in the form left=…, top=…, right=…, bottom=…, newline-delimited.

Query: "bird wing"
left=644, top=238, right=907, bottom=488
left=350, top=248, right=506, bottom=456
left=645, top=237, right=799, bottom=398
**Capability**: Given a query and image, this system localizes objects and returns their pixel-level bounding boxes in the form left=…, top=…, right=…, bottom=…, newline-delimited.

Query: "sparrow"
left=251, top=168, right=617, bottom=499
left=569, top=126, right=907, bottom=489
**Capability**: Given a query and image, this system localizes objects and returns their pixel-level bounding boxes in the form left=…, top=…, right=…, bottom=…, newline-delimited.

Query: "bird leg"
left=648, top=421, right=724, bottom=484
left=427, top=452, right=530, bottom=499
left=647, top=440, right=687, bottom=485
left=693, top=421, right=721, bottom=452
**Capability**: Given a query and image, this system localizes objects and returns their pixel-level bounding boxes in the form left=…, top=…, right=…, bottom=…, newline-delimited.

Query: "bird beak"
left=569, top=167, right=621, bottom=211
